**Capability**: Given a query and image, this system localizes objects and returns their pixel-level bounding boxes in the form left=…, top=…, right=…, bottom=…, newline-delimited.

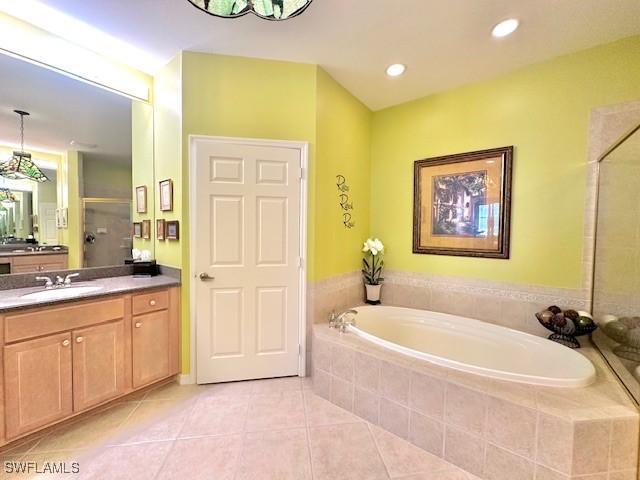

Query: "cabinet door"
left=11, top=264, right=41, bottom=274
left=40, top=254, right=68, bottom=272
left=132, top=311, right=171, bottom=388
left=72, top=320, right=126, bottom=412
left=4, top=333, right=73, bottom=439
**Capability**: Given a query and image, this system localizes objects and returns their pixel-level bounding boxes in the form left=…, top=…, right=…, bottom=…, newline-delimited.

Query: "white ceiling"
left=36, top=0, right=640, bottom=110
left=0, top=53, right=132, bottom=163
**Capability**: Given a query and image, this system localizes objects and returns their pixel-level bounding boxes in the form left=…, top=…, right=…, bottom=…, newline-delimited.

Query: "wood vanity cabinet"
left=0, top=286, right=180, bottom=444
left=9, top=254, right=68, bottom=273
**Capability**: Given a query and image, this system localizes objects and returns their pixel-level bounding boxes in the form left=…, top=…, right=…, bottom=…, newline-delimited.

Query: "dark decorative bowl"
left=536, top=306, right=597, bottom=348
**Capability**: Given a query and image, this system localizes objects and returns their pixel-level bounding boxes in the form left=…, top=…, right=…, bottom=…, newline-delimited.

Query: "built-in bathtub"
left=311, top=306, right=639, bottom=480
left=348, top=305, right=595, bottom=387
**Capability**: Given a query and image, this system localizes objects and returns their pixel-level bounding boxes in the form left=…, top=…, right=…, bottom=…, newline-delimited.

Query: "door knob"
left=149, top=300, right=156, bottom=306
left=62, top=339, right=70, bottom=347
left=76, top=337, right=84, bottom=343
left=135, top=322, right=142, bottom=328
left=199, top=273, right=215, bottom=281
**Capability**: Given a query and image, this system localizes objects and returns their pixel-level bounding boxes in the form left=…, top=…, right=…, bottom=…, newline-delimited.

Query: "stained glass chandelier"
left=187, top=0, right=312, bottom=20
left=0, top=110, right=48, bottom=183
left=0, top=189, right=16, bottom=204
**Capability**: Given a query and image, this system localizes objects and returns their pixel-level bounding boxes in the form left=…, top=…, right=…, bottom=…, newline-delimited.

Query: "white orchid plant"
left=362, top=238, right=385, bottom=286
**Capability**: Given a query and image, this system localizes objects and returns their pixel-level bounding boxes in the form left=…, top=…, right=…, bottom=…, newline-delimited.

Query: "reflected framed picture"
left=135, top=186, right=147, bottom=213
left=141, top=220, right=151, bottom=240
left=133, top=222, right=142, bottom=238
left=159, top=179, right=173, bottom=212
left=156, top=219, right=166, bottom=240
left=60, top=208, right=68, bottom=229
left=413, top=146, right=513, bottom=259
left=166, top=220, right=179, bottom=240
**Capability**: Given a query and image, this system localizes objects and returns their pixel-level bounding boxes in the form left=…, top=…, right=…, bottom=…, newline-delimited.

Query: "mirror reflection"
left=0, top=53, right=153, bottom=274
left=592, top=123, right=640, bottom=404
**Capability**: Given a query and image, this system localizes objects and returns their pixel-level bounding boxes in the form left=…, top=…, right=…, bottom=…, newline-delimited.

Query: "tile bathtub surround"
left=307, top=269, right=591, bottom=341
left=312, top=324, right=639, bottom=480
left=0, top=377, right=483, bottom=480
left=380, top=270, right=590, bottom=337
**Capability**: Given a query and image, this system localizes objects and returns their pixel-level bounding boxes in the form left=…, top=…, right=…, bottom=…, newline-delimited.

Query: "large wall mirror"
left=0, top=53, right=154, bottom=275
left=592, top=122, right=640, bottom=404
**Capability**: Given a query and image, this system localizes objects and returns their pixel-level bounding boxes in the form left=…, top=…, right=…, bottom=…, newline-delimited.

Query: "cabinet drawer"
left=4, top=298, right=125, bottom=343
left=132, top=290, right=169, bottom=316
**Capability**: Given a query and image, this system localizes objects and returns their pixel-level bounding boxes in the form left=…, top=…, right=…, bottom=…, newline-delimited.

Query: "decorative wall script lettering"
left=336, top=175, right=355, bottom=229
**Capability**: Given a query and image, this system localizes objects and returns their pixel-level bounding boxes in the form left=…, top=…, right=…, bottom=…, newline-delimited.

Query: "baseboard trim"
left=178, top=373, right=196, bottom=385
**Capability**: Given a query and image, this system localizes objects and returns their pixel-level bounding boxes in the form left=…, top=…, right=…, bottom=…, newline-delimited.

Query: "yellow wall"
left=59, top=150, right=82, bottom=268
left=153, top=55, right=183, bottom=267
left=163, top=53, right=372, bottom=373
left=179, top=53, right=318, bottom=373
left=371, top=36, right=640, bottom=289
left=315, top=68, right=372, bottom=278
left=132, top=101, right=155, bottom=252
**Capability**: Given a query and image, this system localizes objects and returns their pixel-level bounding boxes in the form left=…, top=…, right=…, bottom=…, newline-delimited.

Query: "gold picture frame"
left=135, top=186, right=147, bottom=213
left=413, top=146, right=513, bottom=259
left=133, top=222, right=142, bottom=238
left=141, top=219, right=151, bottom=240
left=156, top=219, right=166, bottom=240
left=159, top=179, right=173, bottom=212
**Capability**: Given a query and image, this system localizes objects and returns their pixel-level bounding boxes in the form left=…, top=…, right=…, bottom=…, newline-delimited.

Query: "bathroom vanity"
left=0, top=278, right=180, bottom=446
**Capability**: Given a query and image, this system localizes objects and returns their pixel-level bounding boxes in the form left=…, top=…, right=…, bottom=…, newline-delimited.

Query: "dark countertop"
left=0, top=275, right=180, bottom=313
left=0, top=250, right=69, bottom=258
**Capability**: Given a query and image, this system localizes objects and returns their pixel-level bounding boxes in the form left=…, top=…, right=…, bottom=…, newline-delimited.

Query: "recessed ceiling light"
left=386, top=64, right=406, bottom=77
left=492, top=19, right=520, bottom=38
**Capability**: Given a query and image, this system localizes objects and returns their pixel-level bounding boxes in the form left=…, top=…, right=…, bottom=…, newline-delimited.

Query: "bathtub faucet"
left=329, top=309, right=358, bottom=333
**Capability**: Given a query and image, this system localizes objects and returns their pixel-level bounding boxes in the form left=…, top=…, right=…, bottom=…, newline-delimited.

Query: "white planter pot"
left=365, top=284, right=382, bottom=305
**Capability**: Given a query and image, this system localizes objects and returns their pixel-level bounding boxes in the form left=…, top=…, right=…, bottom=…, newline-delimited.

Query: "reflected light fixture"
left=492, top=18, right=520, bottom=38
left=0, top=189, right=16, bottom=204
left=186, top=0, right=313, bottom=20
left=386, top=64, right=406, bottom=77
left=0, top=111, right=49, bottom=183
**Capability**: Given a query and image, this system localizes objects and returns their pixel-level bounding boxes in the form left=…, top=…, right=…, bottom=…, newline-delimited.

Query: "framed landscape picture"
left=413, top=146, right=513, bottom=259
left=166, top=220, right=179, bottom=240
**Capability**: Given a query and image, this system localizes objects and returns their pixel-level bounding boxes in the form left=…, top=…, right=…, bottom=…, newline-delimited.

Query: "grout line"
left=365, top=421, right=392, bottom=479
left=150, top=439, right=177, bottom=480
left=301, top=383, right=317, bottom=480
left=231, top=387, right=252, bottom=480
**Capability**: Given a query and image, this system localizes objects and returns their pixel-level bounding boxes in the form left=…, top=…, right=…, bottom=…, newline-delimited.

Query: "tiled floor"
left=0, top=377, right=480, bottom=480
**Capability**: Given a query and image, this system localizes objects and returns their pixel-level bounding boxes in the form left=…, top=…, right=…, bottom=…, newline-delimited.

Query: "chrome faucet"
left=329, top=309, right=358, bottom=333
left=55, top=273, right=80, bottom=287
left=36, top=273, right=79, bottom=289
left=35, top=276, right=54, bottom=289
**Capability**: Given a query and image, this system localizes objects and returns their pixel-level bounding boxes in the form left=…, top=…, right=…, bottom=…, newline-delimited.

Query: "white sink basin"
left=21, top=286, right=104, bottom=301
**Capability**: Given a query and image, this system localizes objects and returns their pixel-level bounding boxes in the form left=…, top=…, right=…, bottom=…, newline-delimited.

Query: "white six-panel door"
left=193, top=137, right=303, bottom=384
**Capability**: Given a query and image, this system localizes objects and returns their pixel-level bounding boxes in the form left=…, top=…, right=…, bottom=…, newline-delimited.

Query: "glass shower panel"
left=592, top=124, right=640, bottom=404
left=83, top=200, right=132, bottom=268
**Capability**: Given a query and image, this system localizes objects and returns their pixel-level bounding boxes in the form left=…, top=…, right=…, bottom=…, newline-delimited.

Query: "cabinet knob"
left=135, top=322, right=142, bottom=328
left=62, top=339, right=70, bottom=347
left=76, top=337, right=84, bottom=343
left=149, top=300, right=156, bottom=306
